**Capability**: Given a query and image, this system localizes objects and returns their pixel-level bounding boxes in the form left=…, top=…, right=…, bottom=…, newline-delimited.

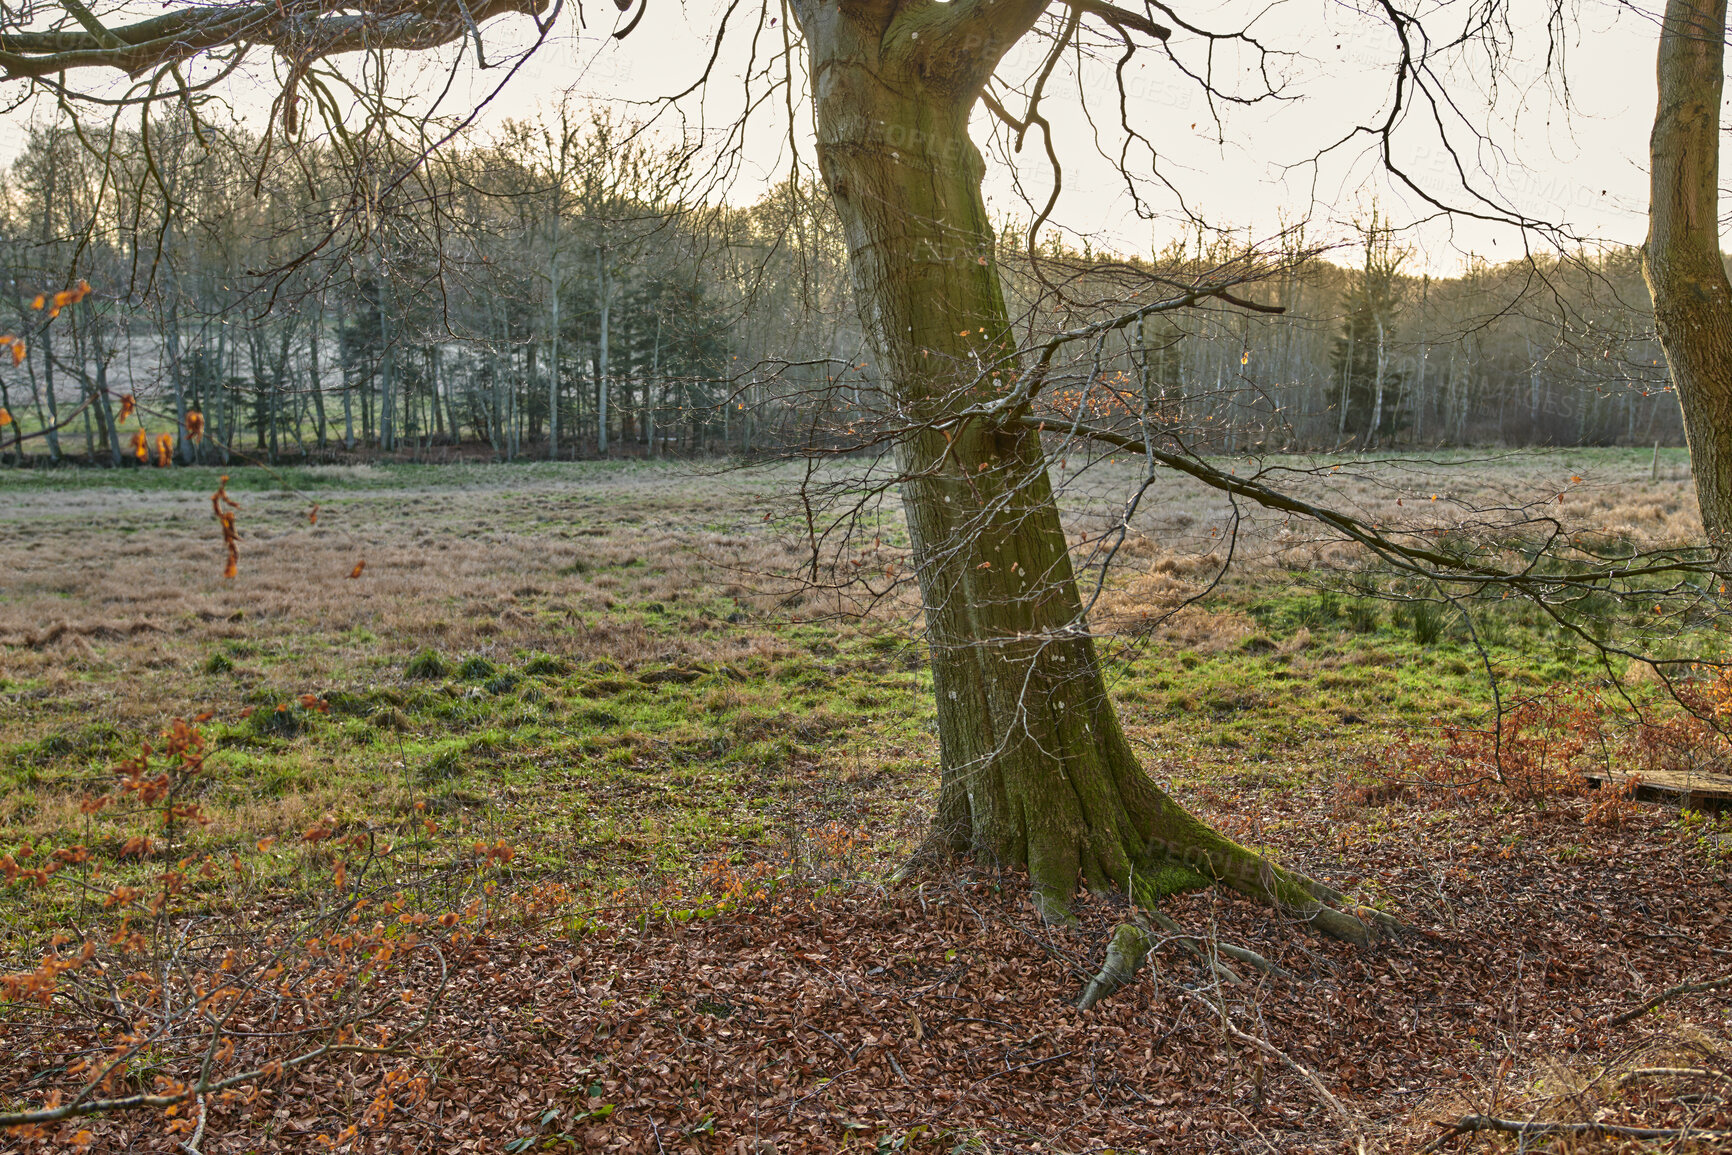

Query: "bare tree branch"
left=0, top=0, right=548, bottom=82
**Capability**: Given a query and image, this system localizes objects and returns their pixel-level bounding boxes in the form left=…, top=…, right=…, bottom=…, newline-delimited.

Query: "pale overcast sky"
left=0, top=0, right=1681, bottom=272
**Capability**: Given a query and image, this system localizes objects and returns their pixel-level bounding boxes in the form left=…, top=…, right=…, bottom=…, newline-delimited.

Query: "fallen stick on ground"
left=1608, top=973, right=1732, bottom=1026
left=1421, top=1113, right=1732, bottom=1150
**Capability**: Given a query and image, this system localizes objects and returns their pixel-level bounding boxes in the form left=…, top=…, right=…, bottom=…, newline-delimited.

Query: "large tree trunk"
left=1644, top=0, right=1732, bottom=538
left=795, top=0, right=1372, bottom=941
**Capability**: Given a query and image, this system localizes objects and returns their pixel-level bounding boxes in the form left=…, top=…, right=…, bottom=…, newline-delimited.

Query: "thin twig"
left=1178, top=988, right=1368, bottom=1150
left=977, top=1051, right=1076, bottom=1084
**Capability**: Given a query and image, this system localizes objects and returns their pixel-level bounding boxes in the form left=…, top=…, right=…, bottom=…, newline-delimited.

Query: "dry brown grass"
left=0, top=465, right=822, bottom=748
left=0, top=449, right=1703, bottom=753
left=1057, top=445, right=1702, bottom=567
left=1411, top=1026, right=1732, bottom=1152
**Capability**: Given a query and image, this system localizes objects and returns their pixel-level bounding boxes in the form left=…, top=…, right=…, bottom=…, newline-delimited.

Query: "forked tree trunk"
left=794, top=0, right=1372, bottom=942
left=1645, top=0, right=1732, bottom=539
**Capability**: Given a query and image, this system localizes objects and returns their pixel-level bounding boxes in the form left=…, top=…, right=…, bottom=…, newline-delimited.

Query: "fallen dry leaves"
left=7, top=790, right=1732, bottom=1153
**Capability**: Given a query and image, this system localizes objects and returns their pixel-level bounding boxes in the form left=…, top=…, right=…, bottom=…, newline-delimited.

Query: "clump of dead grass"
left=1412, top=1027, right=1731, bottom=1152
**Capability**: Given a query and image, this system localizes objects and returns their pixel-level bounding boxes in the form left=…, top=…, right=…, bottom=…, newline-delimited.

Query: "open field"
left=3, top=450, right=1730, bottom=1152
left=0, top=449, right=1703, bottom=881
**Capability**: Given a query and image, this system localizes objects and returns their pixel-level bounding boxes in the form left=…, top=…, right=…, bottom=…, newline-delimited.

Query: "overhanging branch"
left=0, top=0, right=549, bottom=82
left=1005, top=414, right=1725, bottom=597
left=1064, top=0, right=1170, bottom=41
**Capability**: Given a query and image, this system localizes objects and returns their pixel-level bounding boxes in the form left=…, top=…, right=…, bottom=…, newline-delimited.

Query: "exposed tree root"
left=1077, top=924, right=1156, bottom=1011
left=1076, top=912, right=1292, bottom=1010
left=906, top=803, right=1405, bottom=957
left=1120, top=843, right=1398, bottom=951
left=1144, top=908, right=1292, bottom=982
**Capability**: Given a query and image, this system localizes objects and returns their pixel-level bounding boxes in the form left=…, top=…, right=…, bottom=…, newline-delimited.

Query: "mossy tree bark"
left=1645, top=0, right=1732, bottom=540
left=789, top=0, right=1374, bottom=942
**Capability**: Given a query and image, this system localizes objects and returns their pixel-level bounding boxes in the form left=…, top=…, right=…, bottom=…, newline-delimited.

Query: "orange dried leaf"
left=212, top=475, right=240, bottom=579
left=10, top=341, right=23, bottom=366
left=349, top=560, right=366, bottom=579
left=130, top=430, right=148, bottom=461
left=0, top=409, right=10, bottom=427
left=154, top=433, right=173, bottom=468
left=30, top=295, right=44, bottom=310
left=185, top=410, right=204, bottom=441
left=118, top=394, right=136, bottom=423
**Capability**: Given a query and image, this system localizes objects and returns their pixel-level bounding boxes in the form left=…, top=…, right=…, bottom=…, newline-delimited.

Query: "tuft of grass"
left=425, top=747, right=466, bottom=781
left=406, top=649, right=450, bottom=680
left=325, top=691, right=371, bottom=717
left=204, top=652, right=234, bottom=675
left=459, top=655, right=498, bottom=681
left=524, top=653, right=572, bottom=677
left=1410, top=600, right=1448, bottom=646
left=250, top=705, right=307, bottom=739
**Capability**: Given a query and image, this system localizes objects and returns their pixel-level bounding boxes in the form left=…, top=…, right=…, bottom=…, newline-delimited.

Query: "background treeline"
left=0, top=109, right=1683, bottom=466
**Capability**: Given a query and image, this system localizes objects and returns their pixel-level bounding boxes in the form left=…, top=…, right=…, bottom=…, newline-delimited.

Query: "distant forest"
left=0, top=110, right=1685, bottom=466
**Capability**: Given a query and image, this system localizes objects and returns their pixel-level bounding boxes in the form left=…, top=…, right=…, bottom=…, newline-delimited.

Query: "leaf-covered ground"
left=33, top=791, right=1730, bottom=1153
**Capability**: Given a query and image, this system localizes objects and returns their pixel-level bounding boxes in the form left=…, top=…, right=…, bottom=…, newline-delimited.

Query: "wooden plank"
left=1583, top=769, right=1732, bottom=813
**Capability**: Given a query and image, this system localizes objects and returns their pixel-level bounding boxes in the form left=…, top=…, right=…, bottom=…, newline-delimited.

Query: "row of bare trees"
left=0, top=109, right=1685, bottom=468
left=0, top=108, right=860, bottom=465
left=1039, top=225, right=1678, bottom=455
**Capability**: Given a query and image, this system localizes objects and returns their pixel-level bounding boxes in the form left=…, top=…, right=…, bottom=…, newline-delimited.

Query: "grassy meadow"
left=0, top=447, right=1705, bottom=931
